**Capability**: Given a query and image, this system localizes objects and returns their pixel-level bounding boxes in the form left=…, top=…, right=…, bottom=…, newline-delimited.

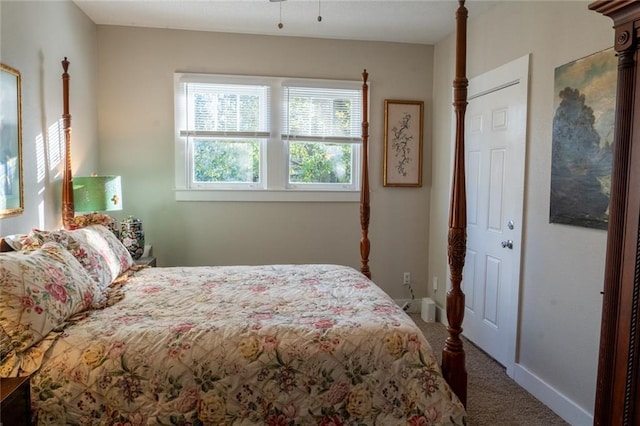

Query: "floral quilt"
left=29, top=264, right=466, bottom=425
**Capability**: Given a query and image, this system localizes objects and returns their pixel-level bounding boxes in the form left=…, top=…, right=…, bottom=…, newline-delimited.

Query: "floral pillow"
left=27, top=225, right=134, bottom=292
left=0, top=242, right=104, bottom=353
left=83, top=225, right=134, bottom=273
left=27, top=228, right=112, bottom=291
left=1, top=234, right=30, bottom=251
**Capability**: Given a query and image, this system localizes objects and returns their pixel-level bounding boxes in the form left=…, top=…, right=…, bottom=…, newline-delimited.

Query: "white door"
left=461, top=55, right=529, bottom=377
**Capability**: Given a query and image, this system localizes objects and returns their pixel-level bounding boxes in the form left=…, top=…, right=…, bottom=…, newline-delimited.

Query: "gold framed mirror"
left=0, top=62, right=24, bottom=218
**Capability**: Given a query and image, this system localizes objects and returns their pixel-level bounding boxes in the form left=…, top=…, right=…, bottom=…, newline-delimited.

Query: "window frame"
left=174, top=73, right=364, bottom=202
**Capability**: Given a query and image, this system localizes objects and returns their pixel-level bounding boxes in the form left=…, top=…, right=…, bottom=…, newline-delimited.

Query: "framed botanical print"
left=383, top=99, right=424, bottom=187
left=0, top=63, right=24, bottom=218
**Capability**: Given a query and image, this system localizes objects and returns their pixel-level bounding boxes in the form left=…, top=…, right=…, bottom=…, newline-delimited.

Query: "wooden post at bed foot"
left=360, top=69, right=371, bottom=279
left=442, top=0, right=468, bottom=407
left=61, top=57, right=75, bottom=229
left=443, top=227, right=468, bottom=406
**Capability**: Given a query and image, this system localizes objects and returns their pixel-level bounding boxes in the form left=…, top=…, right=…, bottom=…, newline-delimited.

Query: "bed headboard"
left=56, top=58, right=373, bottom=279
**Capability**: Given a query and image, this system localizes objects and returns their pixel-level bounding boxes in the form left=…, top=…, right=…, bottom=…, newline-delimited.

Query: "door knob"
left=501, top=240, right=513, bottom=249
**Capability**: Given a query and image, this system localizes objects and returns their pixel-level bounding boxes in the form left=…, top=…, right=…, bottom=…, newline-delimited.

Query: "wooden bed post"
left=61, top=57, right=74, bottom=229
left=360, top=69, right=371, bottom=279
left=442, top=0, right=468, bottom=407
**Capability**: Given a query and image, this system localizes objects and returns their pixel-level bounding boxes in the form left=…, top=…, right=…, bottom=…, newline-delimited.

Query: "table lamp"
left=72, top=175, right=122, bottom=234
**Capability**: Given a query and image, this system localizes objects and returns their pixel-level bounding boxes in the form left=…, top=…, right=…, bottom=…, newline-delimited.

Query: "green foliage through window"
left=193, top=139, right=260, bottom=183
left=289, top=142, right=352, bottom=184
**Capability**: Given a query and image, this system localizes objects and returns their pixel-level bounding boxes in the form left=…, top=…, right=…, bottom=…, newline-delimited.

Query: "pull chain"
left=273, top=0, right=323, bottom=28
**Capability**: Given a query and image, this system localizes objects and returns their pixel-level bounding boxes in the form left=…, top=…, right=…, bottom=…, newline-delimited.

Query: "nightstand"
left=135, top=256, right=156, bottom=267
left=1, top=376, right=31, bottom=425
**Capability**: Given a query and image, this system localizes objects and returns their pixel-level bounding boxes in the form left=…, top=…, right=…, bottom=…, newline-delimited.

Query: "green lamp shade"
left=73, top=176, right=123, bottom=213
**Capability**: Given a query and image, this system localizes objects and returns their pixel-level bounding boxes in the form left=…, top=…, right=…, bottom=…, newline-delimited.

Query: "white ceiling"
left=72, top=0, right=501, bottom=45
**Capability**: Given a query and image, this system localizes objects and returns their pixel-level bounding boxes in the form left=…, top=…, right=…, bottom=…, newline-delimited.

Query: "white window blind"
left=282, top=86, right=363, bottom=144
left=181, top=83, right=270, bottom=138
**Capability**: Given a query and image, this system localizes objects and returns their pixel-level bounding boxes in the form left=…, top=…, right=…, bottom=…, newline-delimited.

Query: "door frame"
left=446, top=54, right=530, bottom=378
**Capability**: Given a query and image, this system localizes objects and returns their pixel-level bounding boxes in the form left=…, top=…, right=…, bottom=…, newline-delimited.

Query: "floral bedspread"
left=30, top=264, right=466, bottom=425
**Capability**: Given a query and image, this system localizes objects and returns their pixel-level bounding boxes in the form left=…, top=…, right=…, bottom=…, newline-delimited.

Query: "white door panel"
left=464, top=249, right=477, bottom=311
left=484, top=255, right=501, bottom=327
left=460, top=55, right=529, bottom=376
left=488, top=149, right=506, bottom=231
left=467, top=150, right=481, bottom=226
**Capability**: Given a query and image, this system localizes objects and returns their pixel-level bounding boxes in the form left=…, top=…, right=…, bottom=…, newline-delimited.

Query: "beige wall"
left=0, top=0, right=98, bottom=235
left=430, top=1, right=610, bottom=420
left=96, top=26, right=434, bottom=299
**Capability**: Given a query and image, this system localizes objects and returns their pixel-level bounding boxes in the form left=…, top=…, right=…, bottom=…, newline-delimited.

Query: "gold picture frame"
left=383, top=99, right=424, bottom=187
left=0, top=63, right=24, bottom=218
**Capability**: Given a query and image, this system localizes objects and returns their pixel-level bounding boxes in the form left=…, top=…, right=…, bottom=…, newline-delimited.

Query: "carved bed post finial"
left=360, top=69, right=371, bottom=279
left=442, top=0, right=468, bottom=407
left=61, top=57, right=74, bottom=229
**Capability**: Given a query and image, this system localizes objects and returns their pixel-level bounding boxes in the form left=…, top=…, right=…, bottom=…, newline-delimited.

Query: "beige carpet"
left=409, top=314, right=569, bottom=425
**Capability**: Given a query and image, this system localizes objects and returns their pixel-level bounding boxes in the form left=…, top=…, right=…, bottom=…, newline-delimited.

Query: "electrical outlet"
left=403, top=272, right=411, bottom=285
left=433, top=276, right=438, bottom=291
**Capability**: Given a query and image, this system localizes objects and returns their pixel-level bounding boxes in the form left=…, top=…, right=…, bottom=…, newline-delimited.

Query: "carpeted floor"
left=409, top=314, right=569, bottom=425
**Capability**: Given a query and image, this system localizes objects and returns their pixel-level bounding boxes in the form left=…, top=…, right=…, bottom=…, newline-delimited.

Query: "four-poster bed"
left=57, top=2, right=471, bottom=405
left=0, top=2, right=471, bottom=423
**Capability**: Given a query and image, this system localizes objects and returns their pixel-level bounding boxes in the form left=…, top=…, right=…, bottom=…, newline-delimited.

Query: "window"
left=175, top=73, right=363, bottom=202
left=282, top=85, right=362, bottom=190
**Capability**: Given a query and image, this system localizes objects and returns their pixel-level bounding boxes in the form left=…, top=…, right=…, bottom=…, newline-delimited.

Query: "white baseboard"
left=513, top=364, right=593, bottom=426
left=435, top=304, right=592, bottom=426
left=436, top=304, right=448, bottom=325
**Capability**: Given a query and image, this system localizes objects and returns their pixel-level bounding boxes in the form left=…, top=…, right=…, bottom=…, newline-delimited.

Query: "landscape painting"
left=550, top=47, right=616, bottom=230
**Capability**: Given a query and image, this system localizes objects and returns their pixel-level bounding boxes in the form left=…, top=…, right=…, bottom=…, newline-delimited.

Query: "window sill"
left=175, top=189, right=360, bottom=203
